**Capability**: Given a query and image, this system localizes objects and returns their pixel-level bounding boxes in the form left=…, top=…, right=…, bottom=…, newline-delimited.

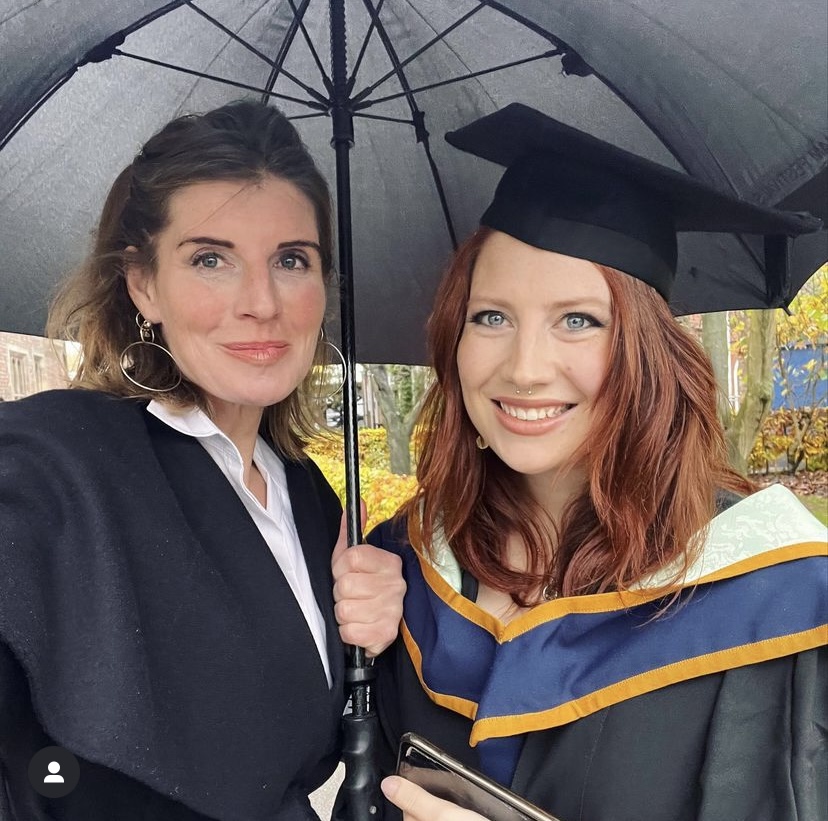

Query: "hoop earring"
left=475, top=435, right=488, bottom=450
left=313, top=327, right=346, bottom=400
left=119, top=313, right=182, bottom=393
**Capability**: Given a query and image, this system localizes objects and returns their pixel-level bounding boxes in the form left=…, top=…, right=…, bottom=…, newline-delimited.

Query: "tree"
left=717, top=309, right=778, bottom=473
left=768, top=266, right=828, bottom=472
left=700, top=311, right=732, bottom=425
left=364, top=365, right=431, bottom=474
left=702, top=264, right=827, bottom=474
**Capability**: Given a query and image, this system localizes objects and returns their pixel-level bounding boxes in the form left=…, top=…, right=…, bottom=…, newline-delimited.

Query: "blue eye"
left=471, top=310, right=507, bottom=327
left=278, top=251, right=309, bottom=271
left=193, top=251, right=222, bottom=269
left=564, top=313, right=599, bottom=330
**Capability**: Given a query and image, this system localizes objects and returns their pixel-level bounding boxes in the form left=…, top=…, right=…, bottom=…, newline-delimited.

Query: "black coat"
left=0, top=390, right=345, bottom=820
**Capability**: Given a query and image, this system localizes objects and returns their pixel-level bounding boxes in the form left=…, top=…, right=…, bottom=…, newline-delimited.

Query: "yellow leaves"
left=306, top=428, right=417, bottom=532
left=749, top=408, right=828, bottom=473
left=776, top=265, right=828, bottom=349
left=360, top=472, right=418, bottom=532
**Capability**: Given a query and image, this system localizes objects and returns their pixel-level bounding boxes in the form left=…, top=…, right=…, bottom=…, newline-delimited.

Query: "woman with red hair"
left=348, top=105, right=828, bottom=821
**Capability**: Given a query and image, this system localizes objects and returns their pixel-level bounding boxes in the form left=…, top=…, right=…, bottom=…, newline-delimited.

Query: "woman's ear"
left=124, top=248, right=160, bottom=323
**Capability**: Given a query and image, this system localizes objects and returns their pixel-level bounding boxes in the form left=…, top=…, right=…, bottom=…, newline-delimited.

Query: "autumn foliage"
left=752, top=268, right=826, bottom=473
left=306, top=428, right=417, bottom=532
left=749, top=407, right=828, bottom=473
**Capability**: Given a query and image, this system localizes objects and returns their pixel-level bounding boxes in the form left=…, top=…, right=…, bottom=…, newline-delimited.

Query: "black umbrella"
left=2, top=1, right=826, bottom=358
left=1, top=1, right=826, bottom=816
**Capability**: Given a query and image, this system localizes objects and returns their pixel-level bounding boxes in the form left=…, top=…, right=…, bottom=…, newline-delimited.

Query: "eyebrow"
left=468, top=295, right=610, bottom=311
left=177, top=236, right=323, bottom=254
left=545, top=297, right=610, bottom=311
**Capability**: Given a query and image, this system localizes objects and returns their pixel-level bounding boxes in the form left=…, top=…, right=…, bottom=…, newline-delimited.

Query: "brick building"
left=0, top=332, right=76, bottom=401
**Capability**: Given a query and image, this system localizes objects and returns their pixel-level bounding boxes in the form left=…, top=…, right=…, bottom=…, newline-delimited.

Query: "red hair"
left=403, top=227, right=753, bottom=602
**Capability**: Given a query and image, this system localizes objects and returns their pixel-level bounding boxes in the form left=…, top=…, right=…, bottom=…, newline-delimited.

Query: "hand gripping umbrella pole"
left=330, top=2, right=383, bottom=818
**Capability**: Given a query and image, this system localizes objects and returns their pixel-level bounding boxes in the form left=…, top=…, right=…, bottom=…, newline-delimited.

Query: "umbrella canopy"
left=0, top=0, right=826, bottom=365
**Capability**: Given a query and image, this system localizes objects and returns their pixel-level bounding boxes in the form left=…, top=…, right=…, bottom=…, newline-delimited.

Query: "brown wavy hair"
left=404, top=227, right=753, bottom=603
left=47, top=100, right=335, bottom=460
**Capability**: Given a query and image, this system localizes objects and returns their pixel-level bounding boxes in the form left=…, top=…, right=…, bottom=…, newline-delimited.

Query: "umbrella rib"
left=359, top=0, right=458, bottom=248
left=184, top=0, right=328, bottom=104
left=0, top=0, right=189, bottom=148
left=353, top=112, right=415, bottom=125
left=583, top=74, right=690, bottom=174
left=285, top=0, right=333, bottom=95
left=84, top=0, right=188, bottom=46
left=0, top=0, right=42, bottom=27
left=346, top=0, right=386, bottom=94
left=351, top=3, right=485, bottom=105
left=354, top=50, right=563, bottom=110
left=260, top=0, right=330, bottom=104
left=478, top=0, right=569, bottom=46
left=0, top=71, right=74, bottom=151
left=479, top=0, right=692, bottom=174
left=113, top=49, right=327, bottom=111
left=287, top=112, right=329, bottom=121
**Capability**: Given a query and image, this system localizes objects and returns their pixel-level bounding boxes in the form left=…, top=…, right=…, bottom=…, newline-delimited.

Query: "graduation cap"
left=446, top=103, right=824, bottom=312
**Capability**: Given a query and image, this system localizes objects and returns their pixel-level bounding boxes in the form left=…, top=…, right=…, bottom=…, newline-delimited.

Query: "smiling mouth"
left=222, top=343, right=289, bottom=362
left=498, top=401, right=575, bottom=421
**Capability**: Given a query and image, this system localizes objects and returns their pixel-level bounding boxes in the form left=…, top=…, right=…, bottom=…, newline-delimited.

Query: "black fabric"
left=446, top=104, right=823, bottom=301
left=480, top=155, right=677, bottom=299
left=459, top=570, right=479, bottom=603
left=0, top=389, right=345, bottom=820
left=365, top=517, right=828, bottom=821
left=714, top=488, right=744, bottom=515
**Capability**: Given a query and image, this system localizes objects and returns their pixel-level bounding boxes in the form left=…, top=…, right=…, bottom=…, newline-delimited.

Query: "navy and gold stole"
left=400, top=485, right=827, bottom=755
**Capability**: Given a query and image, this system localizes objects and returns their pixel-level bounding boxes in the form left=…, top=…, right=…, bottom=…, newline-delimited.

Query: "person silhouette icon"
left=28, top=745, right=79, bottom=797
left=43, top=761, right=64, bottom=783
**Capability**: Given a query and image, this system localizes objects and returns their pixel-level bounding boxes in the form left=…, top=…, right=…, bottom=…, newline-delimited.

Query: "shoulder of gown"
left=515, top=644, right=827, bottom=821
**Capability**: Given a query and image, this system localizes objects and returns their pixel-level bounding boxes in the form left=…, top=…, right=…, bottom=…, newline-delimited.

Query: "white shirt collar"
left=146, top=399, right=223, bottom=439
left=146, top=399, right=289, bottom=496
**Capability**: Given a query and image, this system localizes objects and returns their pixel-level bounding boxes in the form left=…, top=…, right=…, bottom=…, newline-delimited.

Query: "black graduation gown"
left=0, top=389, right=346, bottom=820
left=367, top=517, right=828, bottom=821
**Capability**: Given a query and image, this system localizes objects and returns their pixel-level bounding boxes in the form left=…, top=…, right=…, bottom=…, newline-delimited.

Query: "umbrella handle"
left=340, top=710, right=384, bottom=819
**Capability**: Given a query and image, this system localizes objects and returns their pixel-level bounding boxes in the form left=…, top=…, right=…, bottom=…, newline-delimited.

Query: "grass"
left=799, top=494, right=828, bottom=526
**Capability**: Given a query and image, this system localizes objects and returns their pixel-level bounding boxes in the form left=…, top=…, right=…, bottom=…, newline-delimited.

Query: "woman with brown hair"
left=0, top=100, right=404, bottom=820
left=361, top=105, right=827, bottom=821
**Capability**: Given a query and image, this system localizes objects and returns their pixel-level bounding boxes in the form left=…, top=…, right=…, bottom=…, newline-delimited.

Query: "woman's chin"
left=201, top=386, right=300, bottom=415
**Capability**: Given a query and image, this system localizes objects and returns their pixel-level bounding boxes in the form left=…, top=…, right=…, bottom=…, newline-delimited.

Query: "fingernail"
left=381, top=776, right=399, bottom=798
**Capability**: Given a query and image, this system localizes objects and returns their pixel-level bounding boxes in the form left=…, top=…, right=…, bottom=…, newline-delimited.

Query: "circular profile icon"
left=28, top=746, right=80, bottom=798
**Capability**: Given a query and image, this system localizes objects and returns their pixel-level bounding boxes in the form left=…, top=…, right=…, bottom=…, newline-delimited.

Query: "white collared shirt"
left=147, top=400, right=332, bottom=686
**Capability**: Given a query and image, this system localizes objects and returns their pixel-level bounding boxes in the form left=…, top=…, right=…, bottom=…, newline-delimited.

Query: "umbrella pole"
left=330, top=1, right=383, bottom=818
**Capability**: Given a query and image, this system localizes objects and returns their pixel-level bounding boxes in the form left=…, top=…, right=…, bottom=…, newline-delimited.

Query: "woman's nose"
left=235, top=264, right=281, bottom=319
left=506, top=327, right=555, bottom=391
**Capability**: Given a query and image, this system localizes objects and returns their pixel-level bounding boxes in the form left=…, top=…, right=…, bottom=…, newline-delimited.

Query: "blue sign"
left=772, top=345, right=827, bottom=409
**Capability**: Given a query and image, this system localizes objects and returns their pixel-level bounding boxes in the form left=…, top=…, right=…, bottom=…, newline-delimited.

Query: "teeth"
left=499, top=402, right=571, bottom=420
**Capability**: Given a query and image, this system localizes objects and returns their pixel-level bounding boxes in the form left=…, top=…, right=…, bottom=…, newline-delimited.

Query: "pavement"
left=309, top=763, right=344, bottom=820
